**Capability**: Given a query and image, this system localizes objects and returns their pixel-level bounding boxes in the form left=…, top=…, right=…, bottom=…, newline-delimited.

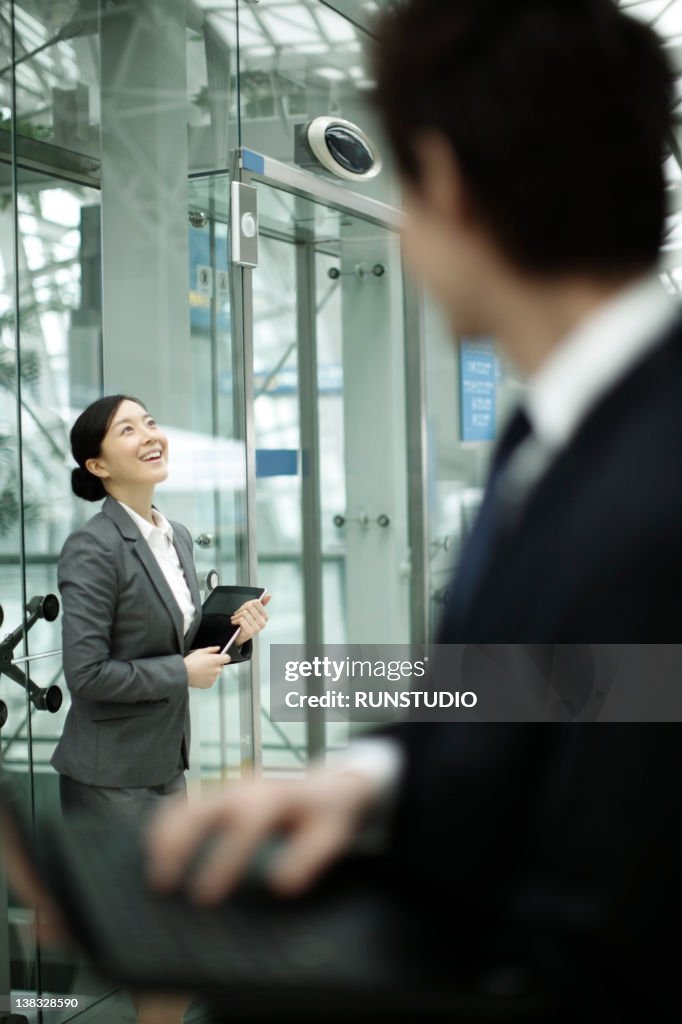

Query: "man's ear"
left=84, top=457, right=109, bottom=480
left=412, top=130, right=472, bottom=227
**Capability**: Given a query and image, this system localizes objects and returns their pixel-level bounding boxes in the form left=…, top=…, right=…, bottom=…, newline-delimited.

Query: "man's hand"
left=145, top=768, right=382, bottom=904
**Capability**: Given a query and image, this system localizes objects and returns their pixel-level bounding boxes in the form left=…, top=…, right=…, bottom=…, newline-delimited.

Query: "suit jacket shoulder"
left=445, top=315, right=682, bottom=642
left=59, top=507, right=121, bottom=556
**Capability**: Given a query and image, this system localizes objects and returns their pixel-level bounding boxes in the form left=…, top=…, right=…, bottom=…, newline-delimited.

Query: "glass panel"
left=0, top=19, right=38, bottom=1010
left=0, top=5, right=248, bottom=1015
left=253, top=181, right=409, bottom=771
left=0, top=2, right=100, bottom=188
left=1, top=6, right=105, bottom=1010
left=10, top=146, right=114, bottom=1024
left=423, top=299, right=525, bottom=636
left=186, top=172, right=250, bottom=785
left=16, top=173, right=102, bottom=789
left=252, top=230, right=306, bottom=774
left=315, top=247, right=347, bottom=645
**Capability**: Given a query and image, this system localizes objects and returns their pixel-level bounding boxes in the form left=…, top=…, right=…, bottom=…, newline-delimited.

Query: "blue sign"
left=256, top=449, right=299, bottom=477
left=459, top=339, right=497, bottom=442
left=189, top=226, right=230, bottom=333
left=242, top=148, right=266, bottom=175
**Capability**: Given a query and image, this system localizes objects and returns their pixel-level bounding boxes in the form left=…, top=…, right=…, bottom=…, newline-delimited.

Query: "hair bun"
left=71, top=466, right=106, bottom=503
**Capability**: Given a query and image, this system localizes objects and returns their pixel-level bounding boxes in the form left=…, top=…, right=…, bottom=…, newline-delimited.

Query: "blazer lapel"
left=133, top=539, right=186, bottom=650
left=102, top=497, right=185, bottom=650
left=172, top=527, right=203, bottom=647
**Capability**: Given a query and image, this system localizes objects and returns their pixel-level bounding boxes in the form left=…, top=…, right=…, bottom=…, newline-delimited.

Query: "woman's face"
left=86, top=399, right=169, bottom=490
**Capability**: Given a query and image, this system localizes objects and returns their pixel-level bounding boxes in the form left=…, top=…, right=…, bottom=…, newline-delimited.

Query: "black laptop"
left=0, top=782, right=545, bottom=1021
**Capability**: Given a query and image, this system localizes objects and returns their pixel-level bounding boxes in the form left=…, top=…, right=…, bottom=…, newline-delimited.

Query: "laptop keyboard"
left=42, top=818, right=403, bottom=990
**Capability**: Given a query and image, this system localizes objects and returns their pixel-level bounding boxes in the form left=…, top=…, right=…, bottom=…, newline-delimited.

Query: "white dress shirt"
left=329, top=273, right=681, bottom=796
left=506, top=274, right=679, bottom=498
left=118, top=502, right=197, bottom=637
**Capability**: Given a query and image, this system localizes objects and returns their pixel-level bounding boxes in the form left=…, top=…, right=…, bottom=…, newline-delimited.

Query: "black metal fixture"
left=328, top=263, right=385, bottom=281
left=333, top=513, right=390, bottom=529
left=189, top=209, right=209, bottom=228
left=0, top=596, right=63, bottom=715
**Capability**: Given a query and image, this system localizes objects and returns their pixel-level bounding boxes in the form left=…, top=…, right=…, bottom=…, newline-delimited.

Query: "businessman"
left=148, top=1, right=681, bottom=1018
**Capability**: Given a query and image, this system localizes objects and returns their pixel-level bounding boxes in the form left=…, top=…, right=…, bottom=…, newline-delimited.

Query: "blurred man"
left=148, top=1, right=681, bottom=1019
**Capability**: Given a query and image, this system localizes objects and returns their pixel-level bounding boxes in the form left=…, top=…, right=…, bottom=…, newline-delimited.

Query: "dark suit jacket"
left=52, top=496, right=250, bottom=788
left=387, top=315, right=682, bottom=1018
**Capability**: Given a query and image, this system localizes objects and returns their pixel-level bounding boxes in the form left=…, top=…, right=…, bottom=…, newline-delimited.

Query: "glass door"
left=185, top=173, right=252, bottom=788
left=249, top=180, right=411, bottom=774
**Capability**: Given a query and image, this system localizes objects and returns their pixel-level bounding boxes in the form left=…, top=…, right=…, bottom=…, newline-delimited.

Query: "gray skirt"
left=59, top=770, right=187, bottom=825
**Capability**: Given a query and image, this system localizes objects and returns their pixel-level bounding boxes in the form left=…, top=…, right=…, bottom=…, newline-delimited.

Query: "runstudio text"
left=284, top=690, right=478, bottom=709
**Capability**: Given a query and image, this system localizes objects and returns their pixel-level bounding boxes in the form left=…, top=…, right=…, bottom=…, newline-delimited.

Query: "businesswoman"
left=51, top=394, right=269, bottom=821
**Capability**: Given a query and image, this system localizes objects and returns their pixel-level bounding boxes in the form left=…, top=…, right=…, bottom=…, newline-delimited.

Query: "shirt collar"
left=525, top=274, right=679, bottom=452
left=118, top=501, right=173, bottom=543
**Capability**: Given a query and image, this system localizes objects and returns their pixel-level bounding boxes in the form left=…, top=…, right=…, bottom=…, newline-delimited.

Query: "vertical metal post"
left=403, top=280, right=431, bottom=644
left=229, top=156, right=261, bottom=773
left=295, top=203, right=326, bottom=761
left=0, top=734, right=13, bottom=1015
left=5, top=2, right=41, bottom=1015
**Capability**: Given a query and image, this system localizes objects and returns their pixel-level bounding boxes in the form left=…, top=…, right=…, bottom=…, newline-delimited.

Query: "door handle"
left=194, top=533, right=214, bottom=548
left=197, top=569, right=220, bottom=592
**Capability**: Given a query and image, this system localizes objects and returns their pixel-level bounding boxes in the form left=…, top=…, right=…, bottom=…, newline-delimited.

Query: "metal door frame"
left=226, top=148, right=430, bottom=768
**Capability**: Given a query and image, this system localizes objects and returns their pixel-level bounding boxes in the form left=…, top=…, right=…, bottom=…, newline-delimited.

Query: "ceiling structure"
left=0, top=0, right=680, bottom=291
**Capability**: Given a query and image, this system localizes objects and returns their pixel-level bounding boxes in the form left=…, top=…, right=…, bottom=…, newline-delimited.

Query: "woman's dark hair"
left=371, top=0, right=673, bottom=276
left=70, top=395, right=146, bottom=502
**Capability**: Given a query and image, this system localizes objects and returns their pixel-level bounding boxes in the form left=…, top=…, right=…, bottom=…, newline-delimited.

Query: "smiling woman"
left=51, top=395, right=270, bottom=823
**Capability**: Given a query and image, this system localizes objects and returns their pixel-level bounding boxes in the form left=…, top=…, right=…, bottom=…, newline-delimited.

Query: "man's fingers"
left=266, top=815, right=352, bottom=896
left=147, top=775, right=365, bottom=905
left=147, top=785, right=292, bottom=897
left=146, top=795, right=234, bottom=889
left=186, top=809, right=277, bottom=904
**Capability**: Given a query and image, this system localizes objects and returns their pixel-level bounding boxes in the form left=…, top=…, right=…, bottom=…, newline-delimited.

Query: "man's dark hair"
left=371, top=0, right=673, bottom=276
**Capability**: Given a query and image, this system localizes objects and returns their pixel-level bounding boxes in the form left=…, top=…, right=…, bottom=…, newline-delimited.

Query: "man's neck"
left=489, top=270, right=649, bottom=375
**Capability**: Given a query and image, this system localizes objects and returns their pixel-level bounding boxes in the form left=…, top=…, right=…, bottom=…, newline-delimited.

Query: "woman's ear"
left=84, top=457, right=109, bottom=480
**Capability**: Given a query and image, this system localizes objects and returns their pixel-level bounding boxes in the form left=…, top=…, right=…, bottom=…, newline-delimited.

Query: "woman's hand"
left=184, top=647, right=231, bottom=689
left=230, top=594, right=271, bottom=645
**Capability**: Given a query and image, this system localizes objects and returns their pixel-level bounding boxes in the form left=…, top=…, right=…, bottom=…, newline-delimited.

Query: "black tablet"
left=193, top=585, right=267, bottom=653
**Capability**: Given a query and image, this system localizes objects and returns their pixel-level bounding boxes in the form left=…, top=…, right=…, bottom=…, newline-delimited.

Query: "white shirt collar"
left=118, top=501, right=173, bottom=543
left=525, top=274, right=679, bottom=452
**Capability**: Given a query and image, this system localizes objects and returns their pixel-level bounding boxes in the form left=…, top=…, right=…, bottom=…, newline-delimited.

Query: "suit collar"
left=525, top=278, right=680, bottom=453
left=172, top=527, right=202, bottom=631
left=102, top=494, right=140, bottom=538
left=117, top=499, right=174, bottom=544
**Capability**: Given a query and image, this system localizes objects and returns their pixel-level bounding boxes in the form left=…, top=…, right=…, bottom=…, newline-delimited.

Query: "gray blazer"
left=51, top=496, right=249, bottom=788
